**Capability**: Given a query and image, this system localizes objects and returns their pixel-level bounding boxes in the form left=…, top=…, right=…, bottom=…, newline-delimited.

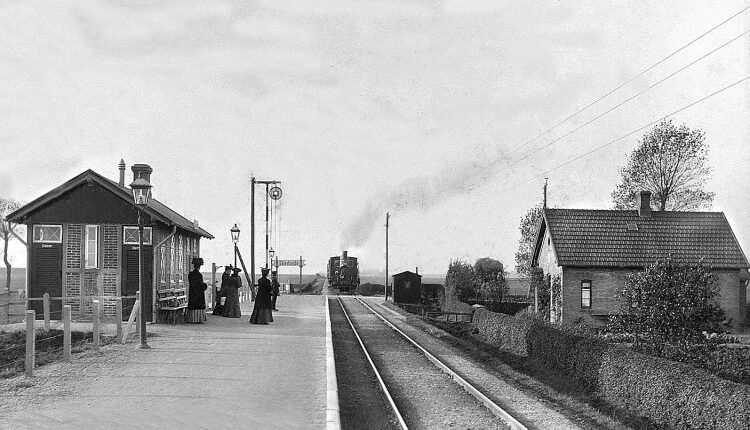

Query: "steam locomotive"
left=327, top=251, right=360, bottom=293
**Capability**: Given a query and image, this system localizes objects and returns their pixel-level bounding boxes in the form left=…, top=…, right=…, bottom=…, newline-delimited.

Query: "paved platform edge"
left=325, top=296, right=342, bottom=430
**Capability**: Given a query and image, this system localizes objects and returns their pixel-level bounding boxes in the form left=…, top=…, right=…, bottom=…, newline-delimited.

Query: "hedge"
left=470, top=308, right=750, bottom=430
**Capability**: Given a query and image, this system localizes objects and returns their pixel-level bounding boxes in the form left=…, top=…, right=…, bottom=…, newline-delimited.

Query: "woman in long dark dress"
left=186, top=257, right=207, bottom=324
left=213, top=265, right=232, bottom=316
left=249, top=268, right=274, bottom=324
left=221, top=267, right=242, bottom=318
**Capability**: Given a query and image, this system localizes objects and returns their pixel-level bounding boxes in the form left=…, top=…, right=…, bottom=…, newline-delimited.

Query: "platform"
left=0, top=295, right=329, bottom=429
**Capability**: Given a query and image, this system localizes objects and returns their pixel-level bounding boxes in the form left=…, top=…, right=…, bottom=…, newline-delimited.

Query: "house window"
left=84, top=225, right=99, bottom=268
left=581, top=280, right=592, bottom=309
left=32, top=225, right=62, bottom=243
left=123, top=226, right=153, bottom=245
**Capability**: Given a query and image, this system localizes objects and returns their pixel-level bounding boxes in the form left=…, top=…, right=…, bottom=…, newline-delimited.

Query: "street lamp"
left=269, top=247, right=275, bottom=270
left=130, top=176, right=152, bottom=349
left=231, top=223, right=240, bottom=268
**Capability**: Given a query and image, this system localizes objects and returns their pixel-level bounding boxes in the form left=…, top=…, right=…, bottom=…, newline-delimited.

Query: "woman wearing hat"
left=186, top=257, right=208, bottom=324
left=213, top=265, right=232, bottom=316
left=249, top=267, right=274, bottom=324
left=221, top=267, right=243, bottom=318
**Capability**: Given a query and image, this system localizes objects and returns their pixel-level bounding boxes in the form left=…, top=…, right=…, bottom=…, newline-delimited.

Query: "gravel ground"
left=341, top=297, right=509, bottom=430
left=329, top=297, right=399, bottom=430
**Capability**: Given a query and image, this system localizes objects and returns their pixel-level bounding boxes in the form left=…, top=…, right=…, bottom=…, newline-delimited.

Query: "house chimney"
left=415, top=267, right=419, bottom=275
left=193, top=219, right=199, bottom=229
left=118, top=159, right=126, bottom=187
left=638, top=191, right=652, bottom=217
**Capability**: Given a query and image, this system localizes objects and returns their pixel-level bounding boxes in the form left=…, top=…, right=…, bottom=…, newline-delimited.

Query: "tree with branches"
left=611, top=120, right=714, bottom=211
left=0, top=197, right=25, bottom=294
left=474, top=257, right=507, bottom=305
left=514, top=204, right=543, bottom=278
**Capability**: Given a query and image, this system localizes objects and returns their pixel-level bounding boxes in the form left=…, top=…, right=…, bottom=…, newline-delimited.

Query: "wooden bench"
left=157, top=288, right=187, bottom=324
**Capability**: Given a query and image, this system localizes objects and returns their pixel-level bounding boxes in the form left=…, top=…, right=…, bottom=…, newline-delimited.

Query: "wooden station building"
left=7, top=161, right=213, bottom=321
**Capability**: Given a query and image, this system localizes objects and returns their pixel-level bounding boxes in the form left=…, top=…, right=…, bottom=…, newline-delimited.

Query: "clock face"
left=269, top=186, right=283, bottom=200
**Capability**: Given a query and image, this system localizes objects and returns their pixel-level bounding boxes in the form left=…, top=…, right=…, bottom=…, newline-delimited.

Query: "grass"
left=0, top=328, right=110, bottom=378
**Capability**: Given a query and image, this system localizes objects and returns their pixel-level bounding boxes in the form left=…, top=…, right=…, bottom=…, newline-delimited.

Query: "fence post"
left=43, top=293, right=50, bottom=329
left=211, top=263, right=217, bottom=310
left=134, top=292, right=140, bottom=334
left=63, top=305, right=71, bottom=361
left=116, top=298, right=123, bottom=342
left=92, top=300, right=100, bottom=352
left=25, top=310, right=35, bottom=377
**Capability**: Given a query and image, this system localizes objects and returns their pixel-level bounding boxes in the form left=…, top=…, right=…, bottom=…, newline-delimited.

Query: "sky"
left=1, top=1, right=749, bottom=277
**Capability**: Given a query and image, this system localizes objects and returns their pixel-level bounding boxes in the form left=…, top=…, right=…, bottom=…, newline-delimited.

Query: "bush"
left=599, top=346, right=750, bottom=430
left=470, top=308, right=750, bottom=429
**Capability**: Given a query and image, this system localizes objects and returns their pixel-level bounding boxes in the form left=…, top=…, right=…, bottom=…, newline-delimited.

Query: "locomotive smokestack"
left=342, top=250, right=348, bottom=266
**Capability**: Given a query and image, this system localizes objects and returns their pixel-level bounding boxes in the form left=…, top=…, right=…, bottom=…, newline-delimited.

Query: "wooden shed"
left=392, top=270, right=422, bottom=304
left=7, top=161, right=213, bottom=322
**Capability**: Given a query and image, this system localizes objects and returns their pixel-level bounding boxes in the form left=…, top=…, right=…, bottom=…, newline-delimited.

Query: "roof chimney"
left=118, top=159, right=126, bottom=187
left=638, top=191, right=652, bottom=217
left=415, top=266, right=419, bottom=275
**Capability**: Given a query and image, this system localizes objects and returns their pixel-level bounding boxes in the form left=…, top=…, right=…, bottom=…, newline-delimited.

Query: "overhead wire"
left=509, top=5, right=750, bottom=155
left=507, top=75, right=750, bottom=191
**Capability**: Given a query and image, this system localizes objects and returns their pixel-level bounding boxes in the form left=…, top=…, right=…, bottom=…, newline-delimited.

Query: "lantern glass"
left=129, top=178, right=152, bottom=206
left=231, top=224, right=240, bottom=243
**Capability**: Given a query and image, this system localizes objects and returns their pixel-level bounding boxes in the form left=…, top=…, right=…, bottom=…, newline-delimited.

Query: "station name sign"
left=277, top=259, right=305, bottom=267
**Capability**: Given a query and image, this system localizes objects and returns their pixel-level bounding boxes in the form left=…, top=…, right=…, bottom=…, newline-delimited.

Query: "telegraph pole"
left=251, top=177, right=255, bottom=288
left=385, top=212, right=389, bottom=300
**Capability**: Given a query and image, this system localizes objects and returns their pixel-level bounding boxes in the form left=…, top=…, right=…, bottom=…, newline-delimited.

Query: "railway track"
left=331, top=296, right=527, bottom=430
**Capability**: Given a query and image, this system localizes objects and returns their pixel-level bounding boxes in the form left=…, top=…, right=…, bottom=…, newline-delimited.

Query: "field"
left=0, top=268, right=25, bottom=295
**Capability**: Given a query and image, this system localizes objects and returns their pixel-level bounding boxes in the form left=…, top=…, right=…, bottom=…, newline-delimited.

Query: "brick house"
left=7, top=161, right=213, bottom=321
left=531, top=191, right=749, bottom=332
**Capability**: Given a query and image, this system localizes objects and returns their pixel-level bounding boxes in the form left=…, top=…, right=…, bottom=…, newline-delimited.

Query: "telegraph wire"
left=517, top=28, right=750, bottom=162
left=448, top=26, right=750, bottom=194
left=509, top=75, right=750, bottom=190
left=510, top=5, right=750, bottom=154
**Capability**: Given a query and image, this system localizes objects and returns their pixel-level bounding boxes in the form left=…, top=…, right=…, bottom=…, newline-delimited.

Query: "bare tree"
left=0, top=197, right=25, bottom=293
left=611, top=120, right=714, bottom=211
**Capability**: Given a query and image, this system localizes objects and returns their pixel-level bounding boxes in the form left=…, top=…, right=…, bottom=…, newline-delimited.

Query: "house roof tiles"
left=542, top=208, right=748, bottom=269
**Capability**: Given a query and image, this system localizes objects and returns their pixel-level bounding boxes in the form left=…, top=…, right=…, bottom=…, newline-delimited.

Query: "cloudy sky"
left=2, top=1, right=749, bottom=276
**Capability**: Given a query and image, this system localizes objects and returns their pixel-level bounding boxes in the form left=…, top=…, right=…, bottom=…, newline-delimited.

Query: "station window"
left=581, top=280, right=592, bottom=309
left=85, top=225, right=99, bottom=269
left=123, top=226, right=153, bottom=245
left=32, top=225, right=62, bottom=243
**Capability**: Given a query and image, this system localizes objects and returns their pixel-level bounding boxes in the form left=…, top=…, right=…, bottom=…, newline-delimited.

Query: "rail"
left=355, top=297, right=528, bottom=430
left=336, top=297, right=408, bottom=430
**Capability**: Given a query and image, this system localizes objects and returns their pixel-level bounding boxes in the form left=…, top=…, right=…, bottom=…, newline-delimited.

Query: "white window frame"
left=32, top=225, right=62, bottom=243
left=123, top=226, right=153, bottom=245
left=84, top=225, right=99, bottom=269
left=581, top=280, right=592, bottom=309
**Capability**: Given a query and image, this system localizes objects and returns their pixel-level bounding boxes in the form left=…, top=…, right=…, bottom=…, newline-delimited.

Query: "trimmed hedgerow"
left=471, top=308, right=534, bottom=357
left=599, top=346, right=750, bottom=430
left=470, top=308, right=750, bottom=429
left=526, top=323, right=609, bottom=393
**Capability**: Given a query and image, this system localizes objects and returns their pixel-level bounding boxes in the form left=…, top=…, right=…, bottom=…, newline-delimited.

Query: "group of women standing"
left=186, top=258, right=273, bottom=324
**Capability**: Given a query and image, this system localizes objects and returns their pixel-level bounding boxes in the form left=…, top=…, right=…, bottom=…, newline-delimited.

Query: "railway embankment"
left=470, top=308, right=750, bottom=430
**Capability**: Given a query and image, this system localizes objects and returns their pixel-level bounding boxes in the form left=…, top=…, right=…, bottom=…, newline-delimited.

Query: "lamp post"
left=269, top=247, right=275, bottom=271
left=231, top=224, right=240, bottom=268
left=130, top=176, right=152, bottom=349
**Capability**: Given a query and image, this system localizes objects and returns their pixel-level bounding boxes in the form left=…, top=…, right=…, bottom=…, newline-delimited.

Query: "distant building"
left=531, top=191, right=749, bottom=331
left=391, top=270, right=422, bottom=304
left=7, top=161, right=213, bottom=321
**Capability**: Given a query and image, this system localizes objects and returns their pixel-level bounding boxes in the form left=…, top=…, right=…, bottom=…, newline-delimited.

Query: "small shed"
left=392, top=270, right=422, bottom=304
left=7, top=161, right=213, bottom=322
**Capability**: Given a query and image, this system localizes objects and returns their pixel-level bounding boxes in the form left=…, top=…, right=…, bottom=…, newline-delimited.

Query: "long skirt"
left=221, top=288, right=241, bottom=318
left=249, top=307, right=273, bottom=324
left=185, top=309, right=207, bottom=324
